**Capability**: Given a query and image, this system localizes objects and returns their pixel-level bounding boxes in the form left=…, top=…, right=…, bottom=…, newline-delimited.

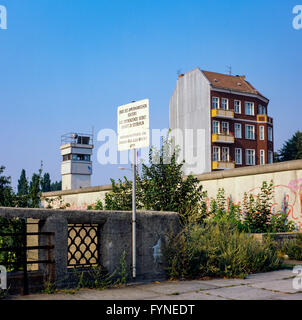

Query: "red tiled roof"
left=201, top=70, right=266, bottom=99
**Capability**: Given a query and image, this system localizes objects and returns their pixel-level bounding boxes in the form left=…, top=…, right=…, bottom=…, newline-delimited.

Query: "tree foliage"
left=41, top=173, right=51, bottom=192
left=50, top=180, right=62, bottom=192
left=102, top=135, right=208, bottom=225
left=17, top=169, right=29, bottom=196
left=0, top=165, right=60, bottom=208
left=0, top=166, right=15, bottom=207
left=276, top=131, right=302, bottom=162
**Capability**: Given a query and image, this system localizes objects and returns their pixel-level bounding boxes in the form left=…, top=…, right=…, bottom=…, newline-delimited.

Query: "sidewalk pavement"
left=7, top=268, right=302, bottom=300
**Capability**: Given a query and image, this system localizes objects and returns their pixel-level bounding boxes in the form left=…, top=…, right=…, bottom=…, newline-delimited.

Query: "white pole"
left=132, top=148, right=137, bottom=279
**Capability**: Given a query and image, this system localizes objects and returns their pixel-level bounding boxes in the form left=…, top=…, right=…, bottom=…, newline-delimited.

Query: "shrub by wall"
left=164, top=221, right=282, bottom=279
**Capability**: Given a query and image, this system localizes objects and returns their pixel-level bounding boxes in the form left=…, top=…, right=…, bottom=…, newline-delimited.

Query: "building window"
left=235, top=148, right=242, bottom=165
left=213, top=146, right=220, bottom=161
left=234, top=123, right=242, bottom=138
left=234, top=100, right=241, bottom=114
left=268, top=127, right=273, bottom=141
left=245, top=124, right=255, bottom=140
left=258, top=105, right=266, bottom=115
left=212, top=97, right=219, bottom=109
left=259, top=126, right=264, bottom=140
left=222, top=147, right=229, bottom=162
left=268, top=150, right=273, bottom=164
left=245, top=102, right=254, bottom=115
left=221, top=98, right=228, bottom=110
left=221, top=122, right=229, bottom=134
left=72, top=154, right=91, bottom=161
left=246, top=149, right=255, bottom=165
left=260, top=149, right=265, bottom=165
left=213, top=120, right=220, bottom=134
left=63, top=154, right=72, bottom=161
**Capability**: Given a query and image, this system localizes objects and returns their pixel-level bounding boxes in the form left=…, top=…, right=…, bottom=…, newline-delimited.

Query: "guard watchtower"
left=60, top=132, right=93, bottom=190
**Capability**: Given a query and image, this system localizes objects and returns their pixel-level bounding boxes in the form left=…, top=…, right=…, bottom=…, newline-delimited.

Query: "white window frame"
left=245, top=124, right=255, bottom=140
left=235, top=148, right=242, bottom=165
left=260, top=149, right=265, bottom=165
left=268, top=150, right=273, bottom=164
left=212, top=97, right=219, bottom=109
left=246, top=149, right=256, bottom=166
left=245, top=102, right=255, bottom=116
left=258, top=105, right=266, bottom=115
left=212, top=120, right=220, bottom=134
left=221, top=98, right=228, bottom=110
left=234, top=100, right=241, bottom=114
left=213, top=146, right=220, bottom=161
left=221, top=121, right=229, bottom=134
left=234, top=123, right=242, bottom=138
left=268, top=127, right=273, bottom=142
left=259, top=126, right=264, bottom=140
left=221, top=147, right=230, bottom=162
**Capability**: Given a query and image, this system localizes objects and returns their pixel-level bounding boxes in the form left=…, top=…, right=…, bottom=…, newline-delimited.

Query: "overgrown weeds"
left=164, top=221, right=282, bottom=280
left=75, top=250, right=128, bottom=290
left=281, top=234, right=302, bottom=260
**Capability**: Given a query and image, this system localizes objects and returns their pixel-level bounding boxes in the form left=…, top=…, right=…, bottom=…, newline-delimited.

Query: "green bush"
left=281, top=234, right=302, bottom=260
left=164, top=221, right=282, bottom=279
left=208, top=183, right=296, bottom=234
left=242, top=181, right=296, bottom=233
left=0, top=217, right=23, bottom=272
left=90, top=135, right=208, bottom=225
left=208, top=188, right=244, bottom=231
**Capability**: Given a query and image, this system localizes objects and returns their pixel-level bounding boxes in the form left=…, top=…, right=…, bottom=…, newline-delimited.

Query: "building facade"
left=169, top=68, right=274, bottom=176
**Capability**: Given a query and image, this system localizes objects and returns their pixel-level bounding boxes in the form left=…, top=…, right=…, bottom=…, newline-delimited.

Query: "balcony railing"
left=212, top=133, right=235, bottom=144
left=211, top=108, right=234, bottom=119
left=257, top=115, right=273, bottom=124
left=212, top=161, right=235, bottom=170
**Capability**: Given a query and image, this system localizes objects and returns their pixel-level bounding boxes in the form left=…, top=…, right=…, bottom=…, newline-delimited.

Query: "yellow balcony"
left=212, top=161, right=235, bottom=170
left=257, top=114, right=267, bottom=122
left=212, top=133, right=234, bottom=144
left=211, top=109, right=234, bottom=119
left=257, top=114, right=274, bottom=124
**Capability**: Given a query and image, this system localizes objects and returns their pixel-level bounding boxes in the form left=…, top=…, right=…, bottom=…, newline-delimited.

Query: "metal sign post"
left=117, top=99, right=149, bottom=280
left=132, top=148, right=137, bottom=279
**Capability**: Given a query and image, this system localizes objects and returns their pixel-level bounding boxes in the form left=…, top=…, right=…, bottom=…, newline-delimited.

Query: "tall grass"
left=164, top=221, right=282, bottom=279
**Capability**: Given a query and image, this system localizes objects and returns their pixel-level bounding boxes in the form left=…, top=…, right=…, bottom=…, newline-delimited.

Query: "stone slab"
left=203, top=285, right=284, bottom=300
left=248, top=279, right=301, bottom=294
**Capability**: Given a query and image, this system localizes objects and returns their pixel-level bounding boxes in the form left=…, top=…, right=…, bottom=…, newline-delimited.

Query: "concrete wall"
left=169, top=68, right=212, bottom=175
left=42, top=160, right=302, bottom=229
left=42, top=185, right=112, bottom=210
left=0, top=207, right=180, bottom=286
left=196, top=160, right=302, bottom=229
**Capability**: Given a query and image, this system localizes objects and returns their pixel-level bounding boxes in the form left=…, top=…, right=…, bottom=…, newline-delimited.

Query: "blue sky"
left=0, top=0, right=301, bottom=189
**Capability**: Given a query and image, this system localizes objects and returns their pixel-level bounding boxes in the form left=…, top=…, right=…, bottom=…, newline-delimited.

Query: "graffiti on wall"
left=42, top=178, right=302, bottom=228
left=216, top=179, right=302, bottom=230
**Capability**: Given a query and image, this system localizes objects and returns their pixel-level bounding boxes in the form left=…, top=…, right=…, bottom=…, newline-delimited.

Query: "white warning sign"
left=117, top=99, right=150, bottom=151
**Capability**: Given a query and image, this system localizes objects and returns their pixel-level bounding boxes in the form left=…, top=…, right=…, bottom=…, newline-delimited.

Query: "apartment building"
left=169, top=68, right=274, bottom=175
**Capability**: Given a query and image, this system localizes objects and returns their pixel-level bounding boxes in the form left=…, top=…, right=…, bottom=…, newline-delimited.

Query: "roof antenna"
left=226, top=65, right=232, bottom=75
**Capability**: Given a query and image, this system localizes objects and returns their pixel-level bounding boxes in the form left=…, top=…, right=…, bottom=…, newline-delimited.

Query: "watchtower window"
left=63, top=154, right=72, bottom=161
left=77, top=136, right=90, bottom=145
left=72, top=154, right=91, bottom=161
left=63, top=154, right=91, bottom=162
